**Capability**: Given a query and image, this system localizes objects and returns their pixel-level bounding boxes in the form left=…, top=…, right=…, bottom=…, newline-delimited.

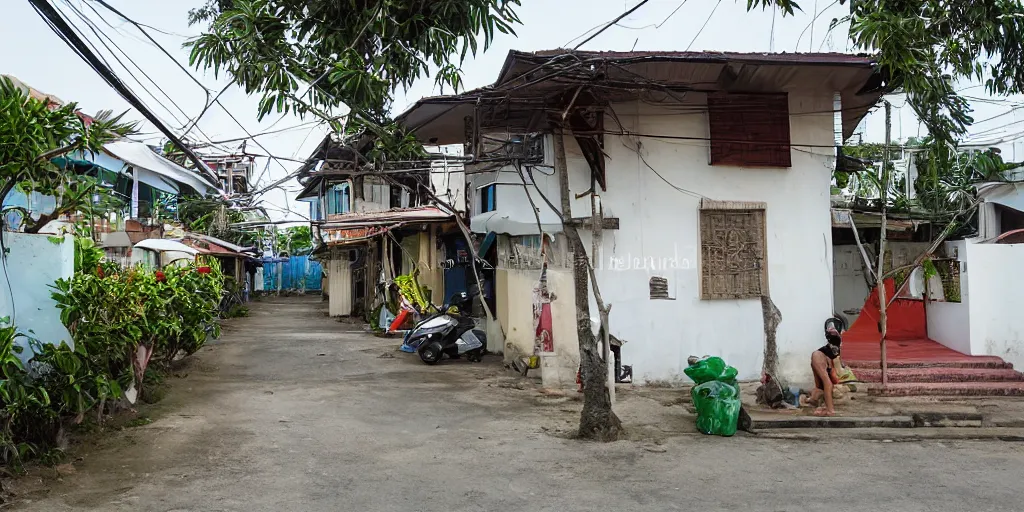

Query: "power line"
left=64, top=1, right=234, bottom=155
left=795, top=0, right=839, bottom=52
left=63, top=0, right=222, bottom=149
left=616, top=0, right=688, bottom=30
left=29, top=0, right=220, bottom=186
left=573, top=0, right=653, bottom=50
left=685, top=0, right=721, bottom=51
left=88, top=0, right=302, bottom=194
left=203, top=120, right=324, bottom=146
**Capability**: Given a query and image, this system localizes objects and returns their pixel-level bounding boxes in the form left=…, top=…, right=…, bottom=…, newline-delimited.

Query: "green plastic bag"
left=683, top=356, right=738, bottom=385
left=691, top=381, right=741, bottom=437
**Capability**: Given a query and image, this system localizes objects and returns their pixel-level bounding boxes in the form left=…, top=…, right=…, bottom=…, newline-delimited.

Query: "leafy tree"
left=275, top=226, right=312, bottom=254
left=186, top=0, right=521, bottom=159
left=753, top=0, right=1024, bottom=144
left=0, top=77, right=135, bottom=233
left=177, top=196, right=261, bottom=248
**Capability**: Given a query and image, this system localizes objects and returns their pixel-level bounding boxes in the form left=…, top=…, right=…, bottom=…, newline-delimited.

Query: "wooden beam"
left=568, top=217, right=619, bottom=230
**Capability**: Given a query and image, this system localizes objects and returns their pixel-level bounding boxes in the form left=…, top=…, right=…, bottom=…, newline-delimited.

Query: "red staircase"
left=844, top=341, right=1024, bottom=396
left=838, top=279, right=1024, bottom=396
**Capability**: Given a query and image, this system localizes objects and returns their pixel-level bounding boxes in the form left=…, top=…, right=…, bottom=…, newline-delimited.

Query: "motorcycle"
left=402, top=291, right=487, bottom=365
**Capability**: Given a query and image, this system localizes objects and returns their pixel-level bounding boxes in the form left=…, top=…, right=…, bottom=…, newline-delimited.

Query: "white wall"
left=927, top=241, right=972, bottom=354
left=495, top=268, right=579, bottom=387
left=466, top=162, right=563, bottom=235
left=562, top=95, right=837, bottom=384
left=833, top=245, right=870, bottom=326
left=927, top=239, right=1024, bottom=368
left=0, top=232, right=74, bottom=355
left=430, top=161, right=466, bottom=213
left=962, top=242, right=1024, bottom=368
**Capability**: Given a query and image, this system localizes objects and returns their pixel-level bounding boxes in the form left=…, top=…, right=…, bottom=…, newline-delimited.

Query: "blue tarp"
left=263, top=255, right=323, bottom=291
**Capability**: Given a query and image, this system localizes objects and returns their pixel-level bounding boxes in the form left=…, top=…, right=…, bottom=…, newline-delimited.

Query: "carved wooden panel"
left=700, top=208, right=767, bottom=300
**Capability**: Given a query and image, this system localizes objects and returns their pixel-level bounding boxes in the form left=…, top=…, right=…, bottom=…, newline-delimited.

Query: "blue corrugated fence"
left=263, top=255, right=323, bottom=291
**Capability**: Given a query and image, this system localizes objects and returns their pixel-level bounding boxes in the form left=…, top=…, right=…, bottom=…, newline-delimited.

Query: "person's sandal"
left=813, top=407, right=835, bottom=417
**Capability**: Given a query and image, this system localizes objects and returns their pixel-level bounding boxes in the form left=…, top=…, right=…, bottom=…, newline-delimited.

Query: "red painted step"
left=868, top=382, right=1024, bottom=397
left=853, top=367, right=1024, bottom=383
left=845, top=358, right=1013, bottom=370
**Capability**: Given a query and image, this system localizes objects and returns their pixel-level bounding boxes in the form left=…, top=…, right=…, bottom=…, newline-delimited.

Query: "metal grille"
left=932, top=258, right=962, bottom=303
left=649, top=276, right=669, bottom=300
left=700, top=209, right=766, bottom=300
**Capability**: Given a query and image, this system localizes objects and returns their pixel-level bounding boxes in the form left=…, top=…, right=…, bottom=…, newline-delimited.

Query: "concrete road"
left=14, top=296, right=1024, bottom=511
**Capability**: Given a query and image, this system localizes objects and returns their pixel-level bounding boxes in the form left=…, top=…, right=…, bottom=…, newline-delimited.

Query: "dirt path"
left=12, top=296, right=1024, bottom=511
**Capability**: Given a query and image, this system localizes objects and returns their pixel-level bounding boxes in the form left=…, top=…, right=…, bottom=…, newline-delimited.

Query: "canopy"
left=104, top=141, right=220, bottom=195
left=470, top=210, right=562, bottom=236
left=133, top=238, right=200, bottom=255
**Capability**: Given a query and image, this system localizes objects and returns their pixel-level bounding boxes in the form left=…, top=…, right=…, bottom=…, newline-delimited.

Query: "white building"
left=397, top=50, right=886, bottom=386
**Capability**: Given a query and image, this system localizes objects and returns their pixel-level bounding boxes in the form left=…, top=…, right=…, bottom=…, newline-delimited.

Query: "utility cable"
left=685, top=0, right=721, bottom=51
left=88, top=0, right=302, bottom=195
left=573, top=0, right=653, bottom=50
left=30, top=0, right=220, bottom=186
left=616, top=0, right=688, bottom=30
left=64, top=0, right=223, bottom=149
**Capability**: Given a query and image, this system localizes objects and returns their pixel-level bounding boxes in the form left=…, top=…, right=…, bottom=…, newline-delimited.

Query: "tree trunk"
left=760, top=294, right=782, bottom=380
left=553, top=127, right=622, bottom=441
left=878, top=100, right=892, bottom=387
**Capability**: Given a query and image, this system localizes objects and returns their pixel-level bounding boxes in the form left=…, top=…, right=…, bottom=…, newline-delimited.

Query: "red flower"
left=197, top=266, right=211, bottom=275
left=155, top=271, right=166, bottom=283
left=96, top=265, right=104, bottom=278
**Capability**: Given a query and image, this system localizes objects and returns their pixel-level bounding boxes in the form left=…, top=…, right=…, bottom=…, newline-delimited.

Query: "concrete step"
left=868, top=382, right=1024, bottom=397
left=854, top=368, right=1024, bottom=383
left=846, top=359, right=1014, bottom=370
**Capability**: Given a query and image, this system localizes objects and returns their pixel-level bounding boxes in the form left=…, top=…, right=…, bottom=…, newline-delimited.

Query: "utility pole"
left=877, top=100, right=892, bottom=387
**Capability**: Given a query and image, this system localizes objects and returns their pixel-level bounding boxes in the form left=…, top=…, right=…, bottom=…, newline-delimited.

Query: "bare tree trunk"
left=761, top=295, right=782, bottom=380
left=878, top=100, right=892, bottom=387
left=553, top=128, right=622, bottom=441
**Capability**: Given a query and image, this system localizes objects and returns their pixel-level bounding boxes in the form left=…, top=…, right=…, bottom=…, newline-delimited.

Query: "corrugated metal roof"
left=528, top=49, right=875, bottom=65
left=397, top=48, right=885, bottom=144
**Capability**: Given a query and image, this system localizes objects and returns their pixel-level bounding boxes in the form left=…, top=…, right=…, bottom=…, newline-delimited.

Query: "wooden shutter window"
left=707, top=92, right=791, bottom=168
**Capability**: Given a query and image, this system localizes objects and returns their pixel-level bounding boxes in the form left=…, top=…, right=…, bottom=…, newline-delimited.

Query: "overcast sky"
left=4, top=0, right=1024, bottom=221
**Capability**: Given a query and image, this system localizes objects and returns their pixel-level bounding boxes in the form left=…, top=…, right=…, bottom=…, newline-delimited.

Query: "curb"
left=751, top=412, right=987, bottom=430
left=752, top=416, right=914, bottom=429
left=749, top=427, right=1024, bottom=442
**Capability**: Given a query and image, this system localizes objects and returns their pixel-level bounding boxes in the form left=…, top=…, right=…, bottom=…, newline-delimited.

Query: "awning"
left=104, top=141, right=221, bottom=195
left=978, top=181, right=1024, bottom=213
left=133, top=238, right=199, bottom=255
left=831, top=208, right=926, bottom=230
left=322, top=224, right=397, bottom=246
left=470, top=210, right=562, bottom=236
left=321, top=206, right=454, bottom=228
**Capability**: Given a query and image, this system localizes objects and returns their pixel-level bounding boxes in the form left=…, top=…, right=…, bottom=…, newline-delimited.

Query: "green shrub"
left=0, top=258, right=226, bottom=469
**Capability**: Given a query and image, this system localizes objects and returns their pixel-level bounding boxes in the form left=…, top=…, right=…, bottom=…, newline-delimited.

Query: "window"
left=699, top=200, right=767, bottom=300
left=707, top=92, right=791, bottom=168
left=480, top=184, right=496, bottom=213
left=326, top=182, right=351, bottom=215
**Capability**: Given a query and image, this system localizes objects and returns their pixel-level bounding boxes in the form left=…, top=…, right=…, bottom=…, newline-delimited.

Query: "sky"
left=4, top=0, right=1024, bottom=222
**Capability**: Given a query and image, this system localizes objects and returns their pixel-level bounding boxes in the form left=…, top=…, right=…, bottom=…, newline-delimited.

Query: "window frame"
left=698, top=200, right=769, bottom=300
left=480, top=183, right=497, bottom=214
left=707, top=92, right=792, bottom=168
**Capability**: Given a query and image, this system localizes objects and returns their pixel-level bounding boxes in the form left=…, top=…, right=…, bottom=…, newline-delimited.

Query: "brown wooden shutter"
left=707, top=92, right=792, bottom=168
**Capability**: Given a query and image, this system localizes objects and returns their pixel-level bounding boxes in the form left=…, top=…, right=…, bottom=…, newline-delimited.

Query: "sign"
left=324, top=225, right=388, bottom=243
